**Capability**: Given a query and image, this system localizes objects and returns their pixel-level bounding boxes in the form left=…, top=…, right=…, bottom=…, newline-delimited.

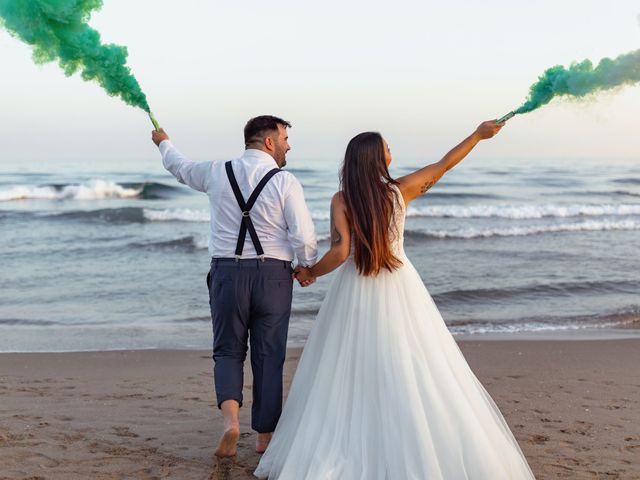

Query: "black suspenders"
left=225, top=161, right=281, bottom=260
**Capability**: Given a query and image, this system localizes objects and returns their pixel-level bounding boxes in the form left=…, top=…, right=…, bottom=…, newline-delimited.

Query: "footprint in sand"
left=22, top=452, right=61, bottom=468
left=113, top=426, right=139, bottom=438
left=539, top=417, right=561, bottom=424
left=12, top=414, right=42, bottom=421
left=105, top=445, right=132, bottom=456
left=54, top=432, right=85, bottom=443
left=528, top=433, right=550, bottom=444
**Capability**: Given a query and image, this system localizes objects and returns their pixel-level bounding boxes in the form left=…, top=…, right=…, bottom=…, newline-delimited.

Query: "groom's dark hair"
left=244, top=115, right=291, bottom=147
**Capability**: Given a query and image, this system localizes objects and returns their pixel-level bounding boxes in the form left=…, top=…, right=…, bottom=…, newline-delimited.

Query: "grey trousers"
left=207, top=257, right=293, bottom=433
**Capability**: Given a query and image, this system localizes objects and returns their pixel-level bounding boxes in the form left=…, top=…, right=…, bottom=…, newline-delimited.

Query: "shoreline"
left=1, top=339, right=639, bottom=479
left=2, top=325, right=640, bottom=354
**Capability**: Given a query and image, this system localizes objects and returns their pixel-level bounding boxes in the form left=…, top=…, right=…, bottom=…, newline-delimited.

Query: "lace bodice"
left=388, top=183, right=406, bottom=257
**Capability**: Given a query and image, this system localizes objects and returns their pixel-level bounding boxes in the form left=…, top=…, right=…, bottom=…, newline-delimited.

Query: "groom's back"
left=159, top=115, right=317, bottom=266
left=207, top=151, right=309, bottom=261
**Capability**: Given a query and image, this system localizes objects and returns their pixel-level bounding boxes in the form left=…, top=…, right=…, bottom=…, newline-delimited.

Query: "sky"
left=0, top=0, right=639, bottom=165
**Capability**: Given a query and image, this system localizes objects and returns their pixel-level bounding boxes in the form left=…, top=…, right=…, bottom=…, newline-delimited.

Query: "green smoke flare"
left=515, top=49, right=640, bottom=114
left=0, top=0, right=150, bottom=112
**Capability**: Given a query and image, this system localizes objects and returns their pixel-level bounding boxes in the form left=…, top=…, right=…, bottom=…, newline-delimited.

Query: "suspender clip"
left=234, top=255, right=241, bottom=262
left=242, top=211, right=250, bottom=217
left=259, top=254, right=266, bottom=262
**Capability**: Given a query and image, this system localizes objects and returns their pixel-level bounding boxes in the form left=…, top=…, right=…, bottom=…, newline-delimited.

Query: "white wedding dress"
left=255, top=186, right=535, bottom=479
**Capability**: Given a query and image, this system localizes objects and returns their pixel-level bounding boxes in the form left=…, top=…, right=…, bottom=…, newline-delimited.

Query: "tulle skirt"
left=254, top=256, right=535, bottom=479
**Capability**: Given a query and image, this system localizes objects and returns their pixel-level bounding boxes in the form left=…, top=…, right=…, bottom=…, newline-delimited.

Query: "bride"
left=254, top=120, right=535, bottom=479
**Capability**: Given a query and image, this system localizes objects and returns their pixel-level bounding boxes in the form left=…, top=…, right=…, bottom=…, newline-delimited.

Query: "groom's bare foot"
left=255, top=432, right=272, bottom=453
left=215, top=425, right=240, bottom=458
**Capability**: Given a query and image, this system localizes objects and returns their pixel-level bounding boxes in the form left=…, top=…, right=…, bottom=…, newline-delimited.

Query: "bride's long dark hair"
left=340, top=132, right=403, bottom=276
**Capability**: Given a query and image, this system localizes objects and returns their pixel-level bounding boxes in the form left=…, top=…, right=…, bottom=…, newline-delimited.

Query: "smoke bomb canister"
left=149, top=111, right=161, bottom=131
left=496, top=111, right=516, bottom=124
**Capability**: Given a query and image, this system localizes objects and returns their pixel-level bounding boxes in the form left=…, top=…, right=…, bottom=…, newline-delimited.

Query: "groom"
left=151, top=115, right=317, bottom=456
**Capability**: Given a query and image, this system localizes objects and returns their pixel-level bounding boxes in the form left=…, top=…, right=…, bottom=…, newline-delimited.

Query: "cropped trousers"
left=207, top=257, right=293, bottom=433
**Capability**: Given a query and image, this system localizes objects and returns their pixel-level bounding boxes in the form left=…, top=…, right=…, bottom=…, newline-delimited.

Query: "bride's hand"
left=293, top=265, right=316, bottom=287
left=475, top=120, right=504, bottom=140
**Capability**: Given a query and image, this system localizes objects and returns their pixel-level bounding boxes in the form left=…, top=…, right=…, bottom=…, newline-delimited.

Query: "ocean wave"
left=17, top=202, right=640, bottom=224
left=39, top=207, right=208, bottom=224
left=129, top=235, right=208, bottom=251
left=449, top=307, right=640, bottom=336
left=311, top=212, right=330, bottom=221
left=422, top=192, right=502, bottom=200
left=143, top=208, right=331, bottom=224
left=310, top=202, right=640, bottom=221
left=143, top=208, right=209, bottom=222
left=0, top=318, right=58, bottom=326
left=38, top=210, right=640, bottom=238
left=404, top=219, right=640, bottom=239
left=0, top=180, right=179, bottom=201
left=406, top=203, right=640, bottom=219
left=286, top=305, right=640, bottom=336
left=134, top=182, right=183, bottom=199
left=578, top=190, right=640, bottom=198
left=612, top=178, right=640, bottom=185
left=432, top=279, right=638, bottom=304
left=53, top=207, right=147, bottom=224
left=612, top=190, right=640, bottom=197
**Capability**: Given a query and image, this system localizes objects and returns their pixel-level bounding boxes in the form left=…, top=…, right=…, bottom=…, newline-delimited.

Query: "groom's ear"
left=263, top=135, right=275, bottom=152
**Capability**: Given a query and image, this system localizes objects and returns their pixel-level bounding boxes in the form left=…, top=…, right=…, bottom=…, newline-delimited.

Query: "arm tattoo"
left=420, top=181, right=435, bottom=194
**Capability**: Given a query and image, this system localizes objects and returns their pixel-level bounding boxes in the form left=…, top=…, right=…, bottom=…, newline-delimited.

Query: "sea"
left=1, top=152, right=639, bottom=352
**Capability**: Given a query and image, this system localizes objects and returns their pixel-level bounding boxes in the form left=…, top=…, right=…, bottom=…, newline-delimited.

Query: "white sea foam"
left=409, top=219, right=640, bottom=239
left=142, top=207, right=331, bottom=223
left=194, top=236, right=209, bottom=249
left=85, top=202, right=640, bottom=222
left=406, top=203, right=640, bottom=219
left=142, top=208, right=209, bottom=222
left=141, top=208, right=640, bottom=241
left=0, top=180, right=142, bottom=201
left=311, top=211, right=331, bottom=221
left=307, top=203, right=640, bottom=221
left=449, top=315, right=639, bottom=336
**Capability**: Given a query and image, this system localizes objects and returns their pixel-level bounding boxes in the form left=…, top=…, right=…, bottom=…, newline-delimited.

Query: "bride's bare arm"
left=296, top=193, right=350, bottom=282
left=396, top=120, right=504, bottom=205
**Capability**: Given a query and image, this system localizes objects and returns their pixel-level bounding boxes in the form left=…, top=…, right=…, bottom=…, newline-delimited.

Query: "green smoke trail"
left=0, top=0, right=150, bottom=112
left=514, top=49, right=640, bottom=114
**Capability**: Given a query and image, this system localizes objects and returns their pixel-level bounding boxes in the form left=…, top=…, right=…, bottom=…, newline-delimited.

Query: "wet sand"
left=0, top=339, right=638, bottom=479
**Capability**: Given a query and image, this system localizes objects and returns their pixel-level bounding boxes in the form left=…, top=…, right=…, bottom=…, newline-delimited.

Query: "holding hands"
left=293, top=265, right=316, bottom=287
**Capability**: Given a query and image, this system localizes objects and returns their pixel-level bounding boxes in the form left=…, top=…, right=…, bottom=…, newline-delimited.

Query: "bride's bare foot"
left=215, top=425, right=240, bottom=458
left=255, top=432, right=272, bottom=453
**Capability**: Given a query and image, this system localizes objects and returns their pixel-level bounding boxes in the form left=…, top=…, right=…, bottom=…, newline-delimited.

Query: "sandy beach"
left=1, top=339, right=638, bottom=479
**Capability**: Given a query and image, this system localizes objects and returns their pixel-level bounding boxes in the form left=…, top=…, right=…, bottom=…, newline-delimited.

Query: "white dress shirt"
left=159, top=140, right=318, bottom=265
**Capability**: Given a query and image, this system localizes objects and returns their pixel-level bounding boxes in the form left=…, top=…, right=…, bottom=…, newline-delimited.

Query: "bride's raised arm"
left=397, top=120, right=504, bottom=205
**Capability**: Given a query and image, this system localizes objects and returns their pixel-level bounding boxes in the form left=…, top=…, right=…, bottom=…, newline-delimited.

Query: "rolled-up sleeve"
left=159, top=140, right=212, bottom=193
left=283, top=176, right=318, bottom=266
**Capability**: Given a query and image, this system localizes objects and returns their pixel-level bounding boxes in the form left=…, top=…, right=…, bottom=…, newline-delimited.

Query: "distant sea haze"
left=0, top=156, right=639, bottom=351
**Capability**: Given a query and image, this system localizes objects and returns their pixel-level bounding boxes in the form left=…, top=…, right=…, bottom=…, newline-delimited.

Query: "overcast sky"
left=1, top=0, right=639, bottom=164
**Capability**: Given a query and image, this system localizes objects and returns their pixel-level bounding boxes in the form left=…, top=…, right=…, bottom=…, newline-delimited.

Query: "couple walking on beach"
left=152, top=115, right=535, bottom=479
